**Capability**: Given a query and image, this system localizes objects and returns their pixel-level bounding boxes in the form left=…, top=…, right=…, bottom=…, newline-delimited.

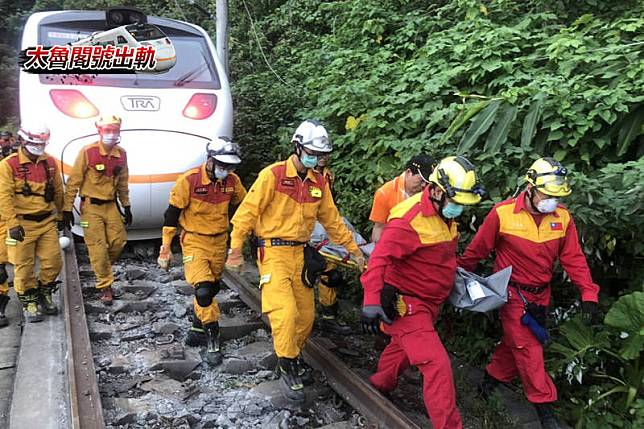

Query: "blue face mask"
left=300, top=153, right=318, bottom=169
left=442, top=202, right=464, bottom=219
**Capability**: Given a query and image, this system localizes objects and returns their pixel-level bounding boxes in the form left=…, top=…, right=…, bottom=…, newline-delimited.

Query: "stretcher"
left=309, top=218, right=374, bottom=270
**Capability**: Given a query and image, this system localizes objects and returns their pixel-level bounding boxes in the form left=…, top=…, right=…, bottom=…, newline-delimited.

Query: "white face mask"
left=537, top=198, right=558, bottom=213
left=214, top=166, right=229, bottom=180
left=101, top=133, right=120, bottom=146
left=25, top=143, right=45, bottom=156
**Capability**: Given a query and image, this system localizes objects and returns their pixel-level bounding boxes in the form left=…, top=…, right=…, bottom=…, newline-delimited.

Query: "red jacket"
left=458, top=192, right=599, bottom=303
left=361, top=187, right=458, bottom=307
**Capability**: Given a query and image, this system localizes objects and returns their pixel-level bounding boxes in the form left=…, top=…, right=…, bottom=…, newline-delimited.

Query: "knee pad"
left=194, top=281, right=220, bottom=307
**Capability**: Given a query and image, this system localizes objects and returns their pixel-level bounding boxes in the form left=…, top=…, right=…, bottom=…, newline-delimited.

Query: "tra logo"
left=121, top=95, right=160, bottom=111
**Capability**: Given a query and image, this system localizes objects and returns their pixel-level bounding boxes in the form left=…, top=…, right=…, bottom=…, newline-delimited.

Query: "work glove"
left=361, top=305, right=392, bottom=335
left=157, top=245, right=172, bottom=271
left=62, top=211, right=74, bottom=230
left=9, top=225, right=25, bottom=242
left=0, top=264, right=7, bottom=284
left=123, top=206, right=133, bottom=226
left=350, top=252, right=366, bottom=273
left=581, top=301, right=600, bottom=326
left=225, top=248, right=244, bottom=273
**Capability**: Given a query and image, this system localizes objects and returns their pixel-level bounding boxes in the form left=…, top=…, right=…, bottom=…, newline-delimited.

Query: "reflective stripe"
left=80, top=221, right=89, bottom=228
left=183, top=255, right=193, bottom=263
left=5, top=238, right=17, bottom=246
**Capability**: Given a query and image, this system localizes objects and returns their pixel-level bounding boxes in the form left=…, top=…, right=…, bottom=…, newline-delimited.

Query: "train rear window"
left=38, top=24, right=221, bottom=90
left=126, top=24, right=165, bottom=41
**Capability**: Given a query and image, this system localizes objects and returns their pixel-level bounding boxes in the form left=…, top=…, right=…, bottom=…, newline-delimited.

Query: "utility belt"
left=20, top=212, right=53, bottom=222
left=257, top=238, right=306, bottom=248
left=183, top=229, right=226, bottom=238
left=509, top=281, right=548, bottom=295
left=511, top=284, right=550, bottom=344
left=81, top=197, right=115, bottom=205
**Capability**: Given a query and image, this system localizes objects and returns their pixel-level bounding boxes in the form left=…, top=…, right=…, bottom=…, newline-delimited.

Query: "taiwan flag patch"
left=550, top=222, right=563, bottom=231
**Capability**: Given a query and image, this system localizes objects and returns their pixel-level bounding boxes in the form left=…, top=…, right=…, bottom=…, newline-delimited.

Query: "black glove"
left=123, top=206, right=133, bottom=226
left=0, top=264, right=7, bottom=284
left=9, top=225, right=25, bottom=242
left=581, top=301, right=600, bottom=326
left=361, top=305, right=393, bottom=335
left=62, top=211, right=74, bottom=230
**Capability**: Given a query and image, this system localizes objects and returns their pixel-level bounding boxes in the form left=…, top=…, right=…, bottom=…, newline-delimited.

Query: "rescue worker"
left=0, top=122, right=64, bottom=322
left=225, top=120, right=365, bottom=403
left=62, top=115, right=132, bottom=305
left=369, top=154, right=436, bottom=242
left=361, top=156, right=485, bottom=429
left=313, top=155, right=351, bottom=335
left=458, top=157, right=600, bottom=429
left=0, top=130, right=16, bottom=326
left=157, top=137, right=246, bottom=365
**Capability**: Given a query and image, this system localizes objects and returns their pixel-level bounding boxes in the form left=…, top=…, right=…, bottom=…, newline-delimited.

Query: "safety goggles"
left=302, top=136, right=332, bottom=152
left=536, top=174, right=571, bottom=195
left=23, top=131, right=50, bottom=144
left=207, top=141, right=240, bottom=157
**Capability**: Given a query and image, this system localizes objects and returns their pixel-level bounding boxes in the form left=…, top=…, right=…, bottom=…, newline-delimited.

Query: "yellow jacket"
left=64, top=141, right=130, bottom=211
left=230, top=155, right=359, bottom=254
left=0, top=148, right=64, bottom=228
left=169, top=164, right=247, bottom=236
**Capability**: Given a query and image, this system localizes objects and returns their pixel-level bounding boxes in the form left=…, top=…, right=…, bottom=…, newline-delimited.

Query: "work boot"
left=37, top=281, right=59, bottom=315
left=278, top=357, right=305, bottom=403
left=99, top=287, right=113, bottom=306
left=296, top=356, right=314, bottom=385
left=18, top=291, right=43, bottom=323
left=203, top=322, right=223, bottom=366
left=534, top=403, right=567, bottom=429
left=319, top=303, right=352, bottom=335
left=0, top=294, right=9, bottom=327
left=479, top=371, right=501, bottom=399
left=185, top=317, right=207, bottom=347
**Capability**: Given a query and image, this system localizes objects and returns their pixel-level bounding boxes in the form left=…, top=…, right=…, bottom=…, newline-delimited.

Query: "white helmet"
left=292, top=120, right=332, bottom=153
left=18, top=121, right=50, bottom=156
left=206, top=137, right=242, bottom=165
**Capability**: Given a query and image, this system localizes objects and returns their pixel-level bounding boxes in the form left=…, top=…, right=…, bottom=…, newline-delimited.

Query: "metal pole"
left=216, top=0, right=229, bottom=77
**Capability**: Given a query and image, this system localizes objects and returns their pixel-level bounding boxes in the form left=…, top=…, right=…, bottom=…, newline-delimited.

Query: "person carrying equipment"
left=225, top=120, right=365, bottom=403
left=62, top=115, right=132, bottom=305
left=369, top=154, right=436, bottom=242
left=0, top=121, right=64, bottom=322
left=157, top=137, right=246, bottom=366
left=458, top=157, right=600, bottom=429
left=361, top=156, right=485, bottom=429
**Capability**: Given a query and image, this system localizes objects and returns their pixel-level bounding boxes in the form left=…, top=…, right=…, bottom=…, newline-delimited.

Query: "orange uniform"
left=369, top=173, right=409, bottom=224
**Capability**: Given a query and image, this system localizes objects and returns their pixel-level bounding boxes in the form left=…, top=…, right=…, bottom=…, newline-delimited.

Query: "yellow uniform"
left=0, top=148, right=63, bottom=297
left=64, top=141, right=129, bottom=289
left=230, top=155, right=360, bottom=358
left=163, top=164, right=246, bottom=324
left=0, top=149, right=11, bottom=296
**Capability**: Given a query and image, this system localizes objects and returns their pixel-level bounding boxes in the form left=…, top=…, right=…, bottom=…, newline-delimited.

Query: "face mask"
left=102, top=133, right=119, bottom=145
left=536, top=198, right=558, bottom=213
left=25, top=143, right=45, bottom=156
left=442, top=202, right=464, bottom=219
left=214, top=166, right=229, bottom=180
left=300, top=153, right=318, bottom=169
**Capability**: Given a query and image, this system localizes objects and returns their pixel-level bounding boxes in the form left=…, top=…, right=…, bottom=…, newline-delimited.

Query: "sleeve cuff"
left=581, top=290, right=599, bottom=303
left=162, top=226, right=177, bottom=248
left=230, top=234, right=244, bottom=250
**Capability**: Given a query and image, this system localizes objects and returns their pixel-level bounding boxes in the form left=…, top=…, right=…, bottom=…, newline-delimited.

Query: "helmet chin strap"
left=527, top=187, right=541, bottom=213
left=429, top=187, right=447, bottom=219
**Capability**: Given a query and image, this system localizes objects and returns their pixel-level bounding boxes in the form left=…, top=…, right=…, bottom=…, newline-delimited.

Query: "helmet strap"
left=527, top=187, right=540, bottom=213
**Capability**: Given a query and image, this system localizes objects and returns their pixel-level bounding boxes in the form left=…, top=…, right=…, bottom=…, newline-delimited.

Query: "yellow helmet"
left=95, top=115, right=122, bottom=129
left=525, top=157, right=571, bottom=197
left=428, top=156, right=486, bottom=205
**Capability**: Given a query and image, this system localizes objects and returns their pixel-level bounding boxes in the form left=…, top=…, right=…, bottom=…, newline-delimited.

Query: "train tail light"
left=49, top=89, right=99, bottom=119
left=182, top=93, right=217, bottom=120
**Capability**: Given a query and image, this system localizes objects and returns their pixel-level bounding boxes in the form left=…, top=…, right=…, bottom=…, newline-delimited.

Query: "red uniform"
left=458, top=192, right=599, bottom=403
left=361, top=187, right=462, bottom=429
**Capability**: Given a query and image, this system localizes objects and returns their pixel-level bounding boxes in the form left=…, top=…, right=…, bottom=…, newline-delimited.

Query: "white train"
left=71, top=23, right=177, bottom=73
left=20, top=8, right=233, bottom=239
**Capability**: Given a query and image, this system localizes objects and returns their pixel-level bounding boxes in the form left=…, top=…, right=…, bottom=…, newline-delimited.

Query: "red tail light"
left=182, top=93, right=217, bottom=120
left=49, top=89, right=99, bottom=119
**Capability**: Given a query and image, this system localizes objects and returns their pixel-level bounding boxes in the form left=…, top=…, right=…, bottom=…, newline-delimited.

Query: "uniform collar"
left=286, top=154, right=318, bottom=183
left=200, top=163, right=217, bottom=186
left=98, top=141, right=121, bottom=158
left=18, top=148, right=47, bottom=164
left=514, top=191, right=560, bottom=218
left=419, top=187, right=437, bottom=217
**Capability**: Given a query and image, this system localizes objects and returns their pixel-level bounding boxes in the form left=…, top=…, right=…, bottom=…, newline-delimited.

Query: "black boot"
left=185, top=317, right=207, bottom=347
left=296, top=356, right=314, bottom=385
left=37, top=281, right=59, bottom=315
left=18, top=289, right=43, bottom=323
left=278, top=357, right=305, bottom=403
left=0, top=294, right=9, bottom=327
left=319, top=302, right=352, bottom=335
left=534, top=403, right=567, bottom=429
left=479, top=371, right=501, bottom=399
left=203, top=322, right=223, bottom=366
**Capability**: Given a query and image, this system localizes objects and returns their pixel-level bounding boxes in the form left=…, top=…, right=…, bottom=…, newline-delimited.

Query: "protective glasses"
left=301, top=145, right=328, bottom=157
left=23, top=131, right=50, bottom=144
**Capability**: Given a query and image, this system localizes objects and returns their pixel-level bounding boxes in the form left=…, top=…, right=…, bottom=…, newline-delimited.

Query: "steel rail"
left=61, top=233, right=105, bottom=429
left=221, top=269, right=421, bottom=429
